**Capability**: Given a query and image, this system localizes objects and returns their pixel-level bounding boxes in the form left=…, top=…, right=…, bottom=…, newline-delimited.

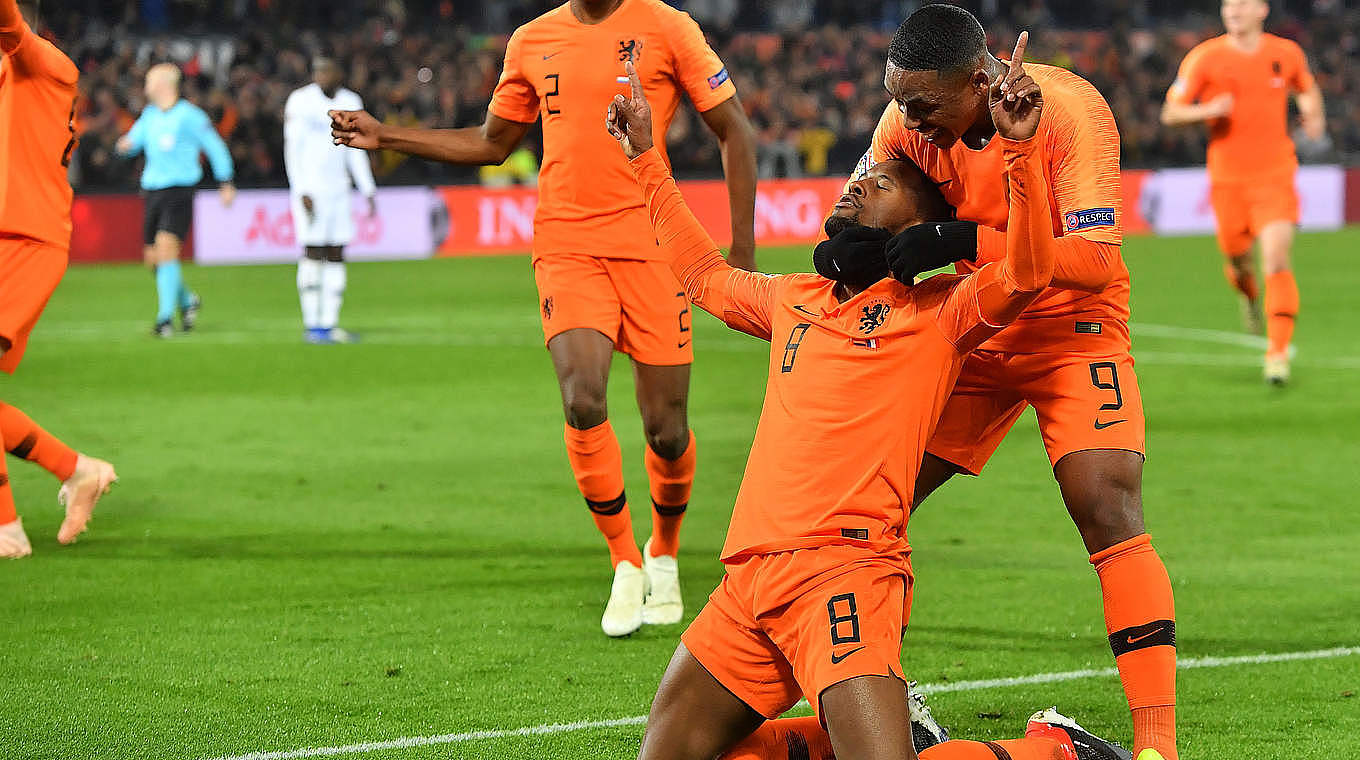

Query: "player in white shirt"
left=283, top=57, right=377, bottom=344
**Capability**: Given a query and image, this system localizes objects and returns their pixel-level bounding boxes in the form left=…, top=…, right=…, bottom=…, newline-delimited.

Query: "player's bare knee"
left=560, top=379, right=607, bottom=429
left=643, top=420, right=688, bottom=460
left=1057, top=454, right=1145, bottom=551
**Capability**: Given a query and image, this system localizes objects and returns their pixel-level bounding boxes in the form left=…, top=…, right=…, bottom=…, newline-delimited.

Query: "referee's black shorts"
left=143, top=186, right=196, bottom=245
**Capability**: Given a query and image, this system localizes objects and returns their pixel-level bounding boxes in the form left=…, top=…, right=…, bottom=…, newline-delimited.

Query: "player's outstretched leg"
left=638, top=643, right=767, bottom=760
left=0, top=402, right=117, bottom=545
left=1259, top=221, right=1297, bottom=385
left=1222, top=253, right=1262, bottom=335
left=720, top=684, right=948, bottom=759
left=634, top=361, right=695, bottom=626
left=551, top=328, right=645, bottom=636
left=0, top=450, right=32, bottom=559
left=1054, top=451, right=1177, bottom=760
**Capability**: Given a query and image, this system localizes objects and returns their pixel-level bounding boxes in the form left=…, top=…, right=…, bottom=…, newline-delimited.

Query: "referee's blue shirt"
left=122, top=100, right=234, bottom=191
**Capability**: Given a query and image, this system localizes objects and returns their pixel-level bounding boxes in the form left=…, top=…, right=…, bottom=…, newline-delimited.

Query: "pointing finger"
left=625, top=59, right=644, bottom=104
left=1009, top=31, right=1029, bottom=75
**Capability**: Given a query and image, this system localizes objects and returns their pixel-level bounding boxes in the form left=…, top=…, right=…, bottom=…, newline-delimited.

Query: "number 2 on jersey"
left=544, top=74, right=561, bottom=115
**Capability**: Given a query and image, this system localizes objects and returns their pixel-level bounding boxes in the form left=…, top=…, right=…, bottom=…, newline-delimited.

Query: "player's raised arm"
left=330, top=109, right=532, bottom=167
left=609, top=62, right=777, bottom=341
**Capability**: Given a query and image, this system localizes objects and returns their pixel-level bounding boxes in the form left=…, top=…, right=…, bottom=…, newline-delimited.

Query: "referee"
left=117, top=63, right=234, bottom=337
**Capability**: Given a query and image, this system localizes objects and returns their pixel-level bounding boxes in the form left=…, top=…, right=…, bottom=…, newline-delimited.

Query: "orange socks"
left=564, top=421, right=642, bottom=569
left=0, top=402, right=77, bottom=481
left=922, top=738, right=1068, bottom=760
left=0, top=450, right=13, bottom=525
left=1264, top=270, right=1298, bottom=357
left=1223, top=260, right=1258, bottom=302
left=719, top=717, right=831, bottom=760
left=1091, top=534, right=1178, bottom=760
left=645, top=430, right=694, bottom=558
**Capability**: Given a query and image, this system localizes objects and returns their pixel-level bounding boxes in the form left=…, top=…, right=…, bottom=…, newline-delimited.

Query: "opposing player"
left=331, top=0, right=758, bottom=637
left=116, top=63, right=235, bottom=338
left=284, top=56, right=376, bottom=344
left=1161, top=0, right=1325, bottom=385
left=0, top=0, right=117, bottom=557
left=608, top=57, right=1128, bottom=760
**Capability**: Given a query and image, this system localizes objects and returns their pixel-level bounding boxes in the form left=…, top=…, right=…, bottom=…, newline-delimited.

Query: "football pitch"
left=3, top=229, right=1358, bottom=759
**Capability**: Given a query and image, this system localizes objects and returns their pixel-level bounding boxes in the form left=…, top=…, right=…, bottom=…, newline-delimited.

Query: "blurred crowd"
left=43, top=0, right=1358, bottom=190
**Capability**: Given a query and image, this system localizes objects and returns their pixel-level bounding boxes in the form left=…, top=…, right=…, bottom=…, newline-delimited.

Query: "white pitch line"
left=201, top=645, right=1357, bottom=760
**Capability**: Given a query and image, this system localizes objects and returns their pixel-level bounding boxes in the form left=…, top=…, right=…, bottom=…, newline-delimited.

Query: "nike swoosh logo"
left=542, top=52, right=562, bottom=60
left=1093, top=419, right=1127, bottom=430
left=677, top=339, right=690, bottom=349
left=1127, top=628, right=1164, bottom=645
left=793, top=305, right=818, bottom=317
left=830, top=646, right=866, bottom=664
left=935, top=224, right=943, bottom=236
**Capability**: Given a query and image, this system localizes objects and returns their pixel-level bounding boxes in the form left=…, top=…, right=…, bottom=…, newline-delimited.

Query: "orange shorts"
left=681, top=544, right=912, bottom=719
left=532, top=254, right=693, bottom=366
left=1209, top=173, right=1298, bottom=256
left=0, top=236, right=67, bottom=374
left=927, top=349, right=1146, bottom=475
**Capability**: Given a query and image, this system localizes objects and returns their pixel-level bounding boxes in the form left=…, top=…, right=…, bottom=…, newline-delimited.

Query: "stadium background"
left=41, top=0, right=1360, bottom=263
left=8, top=2, right=1360, bottom=759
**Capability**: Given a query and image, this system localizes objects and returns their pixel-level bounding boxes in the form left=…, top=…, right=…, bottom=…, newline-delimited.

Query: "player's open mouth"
left=834, top=194, right=861, bottom=210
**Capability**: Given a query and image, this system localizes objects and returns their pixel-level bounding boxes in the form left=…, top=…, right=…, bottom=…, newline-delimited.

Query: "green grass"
left=2, top=229, right=1358, bottom=759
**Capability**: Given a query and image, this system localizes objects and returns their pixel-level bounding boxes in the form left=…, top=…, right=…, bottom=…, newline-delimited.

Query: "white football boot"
left=601, top=560, right=647, bottom=637
left=0, top=519, right=32, bottom=559
left=1264, top=353, right=1290, bottom=386
left=641, top=538, right=682, bottom=625
left=57, top=454, right=118, bottom=545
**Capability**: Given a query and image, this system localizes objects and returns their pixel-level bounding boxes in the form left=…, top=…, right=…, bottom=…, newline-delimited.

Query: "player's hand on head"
left=330, top=109, right=381, bottom=150
left=606, top=61, right=654, bottom=159
left=990, top=31, right=1043, bottom=141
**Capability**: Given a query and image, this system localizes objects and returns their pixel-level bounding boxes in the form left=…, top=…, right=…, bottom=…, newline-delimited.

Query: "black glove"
left=885, top=221, right=979, bottom=284
left=813, top=225, right=893, bottom=290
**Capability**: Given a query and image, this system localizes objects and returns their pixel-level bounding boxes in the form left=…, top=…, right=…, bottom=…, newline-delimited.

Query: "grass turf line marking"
left=201, top=646, right=1357, bottom=760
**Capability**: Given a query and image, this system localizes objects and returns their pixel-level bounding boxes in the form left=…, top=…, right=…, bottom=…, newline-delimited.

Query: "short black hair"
left=887, top=4, right=987, bottom=74
left=882, top=159, right=955, bottom=223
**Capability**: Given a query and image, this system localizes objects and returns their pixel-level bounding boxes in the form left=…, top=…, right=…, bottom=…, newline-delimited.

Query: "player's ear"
left=970, top=67, right=991, bottom=96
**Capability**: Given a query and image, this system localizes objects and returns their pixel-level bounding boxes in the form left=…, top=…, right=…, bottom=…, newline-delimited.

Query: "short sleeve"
left=1166, top=45, right=1210, bottom=105
left=1286, top=40, right=1316, bottom=94
left=665, top=9, right=736, bottom=113
left=489, top=28, right=541, bottom=124
left=1044, top=97, right=1123, bottom=246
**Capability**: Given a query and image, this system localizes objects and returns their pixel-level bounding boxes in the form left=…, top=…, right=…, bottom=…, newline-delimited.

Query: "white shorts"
left=291, top=193, right=355, bottom=248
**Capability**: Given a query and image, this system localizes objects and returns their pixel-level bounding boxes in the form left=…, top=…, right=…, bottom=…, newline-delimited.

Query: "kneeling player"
left=608, top=62, right=1127, bottom=760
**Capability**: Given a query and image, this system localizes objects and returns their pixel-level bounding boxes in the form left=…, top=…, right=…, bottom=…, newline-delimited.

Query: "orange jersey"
left=489, top=0, right=736, bottom=260
left=0, top=2, right=79, bottom=249
left=1167, top=34, right=1314, bottom=183
left=862, top=63, right=1129, bottom=355
left=629, top=133, right=1055, bottom=562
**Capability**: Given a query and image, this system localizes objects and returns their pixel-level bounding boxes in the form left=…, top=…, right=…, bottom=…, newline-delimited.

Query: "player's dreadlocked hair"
left=887, top=4, right=987, bottom=74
